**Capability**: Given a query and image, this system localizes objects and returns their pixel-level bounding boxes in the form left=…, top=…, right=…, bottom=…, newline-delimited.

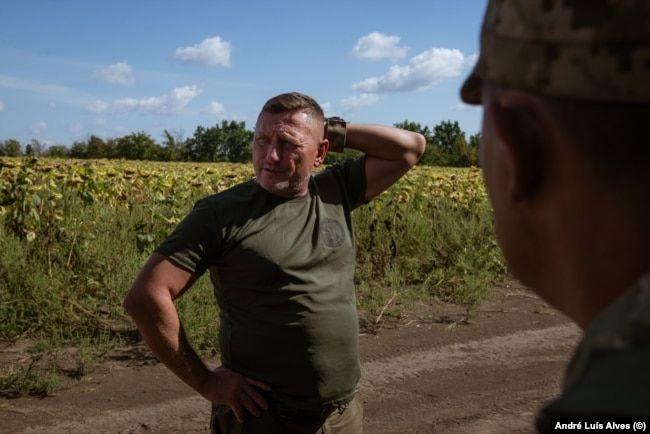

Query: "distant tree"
left=86, top=135, right=116, bottom=159
left=160, top=129, right=186, bottom=161
left=0, top=139, right=22, bottom=157
left=469, top=132, right=481, bottom=166
left=444, top=130, right=479, bottom=167
left=24, top=139, right=45, bottom=157
left=69, top=140, right=88, bottom=158
left=185, top=120, right=253, bottom=163
left=418, top=143, right=446, bottom=166
left=115, top=131, right=161, bottom=160
left=84, top=136, right=102, bottom=158
left=104, top=138, right=118, bottom=159
left=469, top=132, right=480, bottom=148
left=430, top=120, right=479, bottom=167
left=432, top=121, right=465, bottom=154
left=185, top=125, right=212, bottom=162
left=222, top=121, right=253, bottom=163
left=446, top=134, right=475, bottom=167
left=42, top=145, right=70, bottom=158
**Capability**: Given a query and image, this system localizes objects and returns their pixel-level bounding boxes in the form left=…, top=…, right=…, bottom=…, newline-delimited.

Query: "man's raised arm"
left=332, top=122, right=425, bottom=201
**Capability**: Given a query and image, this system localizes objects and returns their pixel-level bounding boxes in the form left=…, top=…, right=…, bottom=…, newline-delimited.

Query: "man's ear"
left=485, top=98, right=548, bottom=202
left=314, top=139, right=329, bottom=167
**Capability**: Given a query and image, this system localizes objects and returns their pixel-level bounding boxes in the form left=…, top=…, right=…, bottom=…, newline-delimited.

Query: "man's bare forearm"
left=124, top=286, right=212, bottom=396
left=123, top=254, right=212, bottom=397
left=345, top=123, right=425, bottom=166
left=343, top=123, right=425, bottom=201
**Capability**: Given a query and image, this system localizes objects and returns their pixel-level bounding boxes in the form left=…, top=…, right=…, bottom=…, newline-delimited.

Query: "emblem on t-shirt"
left=320, top=219, right=345, bottom=247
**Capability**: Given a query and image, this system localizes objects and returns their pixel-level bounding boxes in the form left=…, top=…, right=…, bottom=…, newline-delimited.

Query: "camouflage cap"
left=460, top=0, right=650, bottom=105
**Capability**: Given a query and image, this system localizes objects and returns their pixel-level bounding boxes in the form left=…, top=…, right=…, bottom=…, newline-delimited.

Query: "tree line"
left=0, top=119, right=480, bottom=167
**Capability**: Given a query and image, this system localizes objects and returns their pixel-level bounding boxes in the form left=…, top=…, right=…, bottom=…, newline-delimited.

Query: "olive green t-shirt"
left=155, top=157, right=367, bottom=410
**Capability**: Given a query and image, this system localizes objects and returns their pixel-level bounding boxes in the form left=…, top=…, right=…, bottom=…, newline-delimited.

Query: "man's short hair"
left=259, top=92, right=325, bottom=123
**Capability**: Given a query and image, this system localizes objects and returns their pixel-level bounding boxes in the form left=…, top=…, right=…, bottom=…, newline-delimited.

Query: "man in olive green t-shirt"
left=124, top=92, right=425, bottom=433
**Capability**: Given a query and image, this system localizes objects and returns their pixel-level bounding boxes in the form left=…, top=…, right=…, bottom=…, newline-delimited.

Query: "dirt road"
left=0, top=281, right=580, bottom=433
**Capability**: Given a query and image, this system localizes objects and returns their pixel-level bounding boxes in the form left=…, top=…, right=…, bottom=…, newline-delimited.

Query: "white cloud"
left=31, top=121, right=47, bottom=135
left=92, top=61, right=136, bottom=86
left=352, top=32, right=409, bottom=61
left=69, top=123, right=84, bottom=135
left=340, top=93, right=380, bottom=109
left=87, top=100, right=109, bottom=114
left=174, top=36, right=232, bottom=69
left=86, top=85, right=203, bottom=115
left=202, top=101, right=226, bottom=115
left=0, top=101, right=5, bottom=111
left=353, top=48, right=470, bottom=93
left=465, top=52, right=479, bottom=68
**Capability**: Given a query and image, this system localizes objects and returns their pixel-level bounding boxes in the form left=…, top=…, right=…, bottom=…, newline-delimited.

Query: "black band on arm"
left=326, top=117, right=347, bottom=153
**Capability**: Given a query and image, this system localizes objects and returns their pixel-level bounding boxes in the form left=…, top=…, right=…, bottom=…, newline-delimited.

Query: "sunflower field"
left=0, top=157, right=505, bottom=395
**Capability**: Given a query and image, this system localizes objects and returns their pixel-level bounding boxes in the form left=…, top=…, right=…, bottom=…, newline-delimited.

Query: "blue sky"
left=0, top=1, right=487, bottom=148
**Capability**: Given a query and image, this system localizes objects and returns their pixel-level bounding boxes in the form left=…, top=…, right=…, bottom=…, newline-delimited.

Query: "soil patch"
left=0, top=280, right=579, bottom=433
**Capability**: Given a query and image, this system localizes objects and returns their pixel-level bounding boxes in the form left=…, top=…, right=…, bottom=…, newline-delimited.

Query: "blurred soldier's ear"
left=485, top=93, right=551, bottom=203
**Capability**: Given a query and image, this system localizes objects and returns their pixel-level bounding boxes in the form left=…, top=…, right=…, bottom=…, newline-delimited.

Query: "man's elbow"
left=122, top=288, right=141, bottom=318
left=405, top=132, right=426, bottom=167
left=122, top=284, right=155, bottom=320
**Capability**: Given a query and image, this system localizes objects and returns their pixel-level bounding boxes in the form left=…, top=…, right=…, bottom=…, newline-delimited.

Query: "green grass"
left=353, top=194, right=505, bottom=329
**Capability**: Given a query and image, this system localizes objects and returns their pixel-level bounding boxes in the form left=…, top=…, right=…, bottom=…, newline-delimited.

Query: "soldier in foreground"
left=460, top=0, right=650, bottom=430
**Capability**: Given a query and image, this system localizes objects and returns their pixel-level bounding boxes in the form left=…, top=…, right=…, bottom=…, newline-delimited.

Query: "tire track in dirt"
left=360, top=325, right=578, bottom=390
left=358, top=324, right=581, bottom=433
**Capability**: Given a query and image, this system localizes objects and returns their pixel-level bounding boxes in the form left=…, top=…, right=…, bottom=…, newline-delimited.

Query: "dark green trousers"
left=210, top=396, right=363, bottom=434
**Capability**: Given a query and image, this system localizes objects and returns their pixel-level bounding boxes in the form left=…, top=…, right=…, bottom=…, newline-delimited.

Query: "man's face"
left=253, top=110, right=326, bottom=198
